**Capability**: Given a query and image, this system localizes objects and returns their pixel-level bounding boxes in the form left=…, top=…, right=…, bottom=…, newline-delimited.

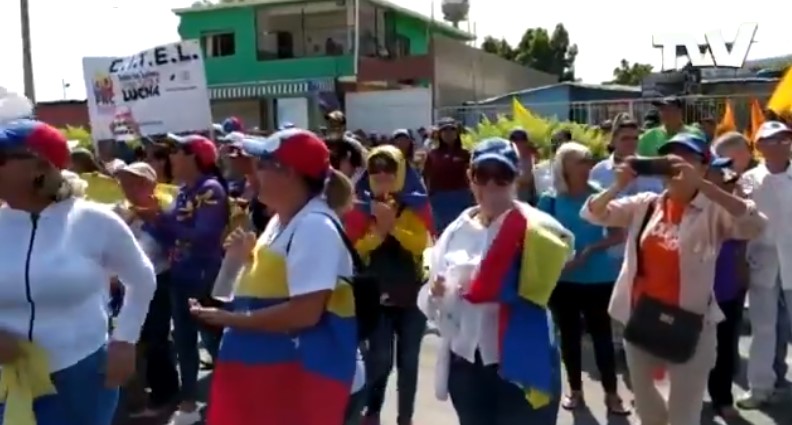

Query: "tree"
left=479, top=24, right=578, bottom=82
left=608, top=59, right=653, bottom=86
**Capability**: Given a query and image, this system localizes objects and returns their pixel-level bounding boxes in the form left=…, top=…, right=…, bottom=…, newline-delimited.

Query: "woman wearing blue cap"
left=420, top=137, right=573, bottom=425
left=582, top=132, right=766, bottom=425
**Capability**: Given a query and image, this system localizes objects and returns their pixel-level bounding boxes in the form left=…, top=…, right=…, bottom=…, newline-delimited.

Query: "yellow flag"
left=81, top=172, right=125, bottom=204
left=512, top=97, right=533, bottom=127
left=716, top=100, right=737, bottom=137
left=768, top=68, right=792, bottom=116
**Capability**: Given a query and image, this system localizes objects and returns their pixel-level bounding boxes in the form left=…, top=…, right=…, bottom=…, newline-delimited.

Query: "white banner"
left=82, top=40, right=212, bottom=141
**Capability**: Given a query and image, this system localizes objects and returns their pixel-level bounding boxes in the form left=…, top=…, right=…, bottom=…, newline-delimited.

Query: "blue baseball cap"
left=659, top=132, right=732, bottom=168
left=471, top=138, right=520, bottom=172
left=0, top=119, right=70, bottom=169
left=221, top=117, right=244, bottom=134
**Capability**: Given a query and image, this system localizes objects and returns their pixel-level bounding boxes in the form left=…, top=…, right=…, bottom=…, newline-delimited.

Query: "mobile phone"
left=629, top=157, right=673, bottom=176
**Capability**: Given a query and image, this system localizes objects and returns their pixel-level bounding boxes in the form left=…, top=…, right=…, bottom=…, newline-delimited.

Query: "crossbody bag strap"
left=634, top=200, right=657, bottom=277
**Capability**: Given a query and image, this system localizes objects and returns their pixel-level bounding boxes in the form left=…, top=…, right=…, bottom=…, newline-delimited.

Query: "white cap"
left=755, top=121, right=792, bottom=142
left=117, top=162, right=156, bottom=183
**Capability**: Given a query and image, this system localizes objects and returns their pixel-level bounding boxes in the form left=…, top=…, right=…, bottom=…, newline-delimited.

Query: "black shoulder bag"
left=286, top=213, right=381, bottom=342
left=622, top=200, right=706, bottom=364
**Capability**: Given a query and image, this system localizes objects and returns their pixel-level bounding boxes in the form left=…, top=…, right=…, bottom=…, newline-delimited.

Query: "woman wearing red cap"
left=135, top=133, right=230, bottom=425
left=190, top=129, right=360, bottom=425
left=0, top=119, right=157, bottom=425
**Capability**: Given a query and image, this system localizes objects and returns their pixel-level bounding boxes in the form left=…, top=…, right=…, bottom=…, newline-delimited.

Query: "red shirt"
left=633, top=198, right=684, bottom=305
left=423, top=147, right=470, bottom=193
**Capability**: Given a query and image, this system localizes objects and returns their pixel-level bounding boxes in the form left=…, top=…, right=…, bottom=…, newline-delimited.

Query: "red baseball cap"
left=240, top=129, right=329, bottom=179
left=0, top=119, right=70, bottom=169
left=166, top=133, right=218, bottom=167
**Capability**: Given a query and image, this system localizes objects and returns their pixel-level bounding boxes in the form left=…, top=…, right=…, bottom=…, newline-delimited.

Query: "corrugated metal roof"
left=469, top=81, right=641, bottom=104
left=173, top=0, right=474, bottom=40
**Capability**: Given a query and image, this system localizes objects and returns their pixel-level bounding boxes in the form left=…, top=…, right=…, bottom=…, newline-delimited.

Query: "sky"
left=1, top=0, right=789, bottom=101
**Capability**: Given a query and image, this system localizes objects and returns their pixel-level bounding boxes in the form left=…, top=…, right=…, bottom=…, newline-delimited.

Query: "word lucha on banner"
left=652, top=23, right=758, bottom=71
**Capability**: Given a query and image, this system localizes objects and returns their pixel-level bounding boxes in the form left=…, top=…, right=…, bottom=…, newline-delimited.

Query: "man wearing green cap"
left=638, top=96, right=704, bottom=156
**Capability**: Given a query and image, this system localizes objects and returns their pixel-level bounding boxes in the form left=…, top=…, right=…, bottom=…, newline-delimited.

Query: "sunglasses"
left=0, top=149, right=36, bottom=166
left=367, top=156, right=398, bottom=175
left=471, top=164, right=516, bottom=186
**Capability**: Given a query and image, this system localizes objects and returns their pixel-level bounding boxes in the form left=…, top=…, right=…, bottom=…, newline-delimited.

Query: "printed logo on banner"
left=92, top=72, right=116, bottom=113
left=82, top=40, right=212, bottom=141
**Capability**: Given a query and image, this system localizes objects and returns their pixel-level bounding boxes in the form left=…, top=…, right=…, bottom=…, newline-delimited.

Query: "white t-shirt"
left=0, top=198, right=156, bottom=371
left=260, top=197, right=364, bottom=392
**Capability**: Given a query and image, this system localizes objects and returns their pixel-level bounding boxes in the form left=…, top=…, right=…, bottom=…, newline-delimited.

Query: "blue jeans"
left=364, top=306, right=426, bottom=425
left=0, top=347, right=119, bottom=425
left=169, top=280, right=222, bottom=402
left=447, top=351, right=561, bottom=425
left=775, top=293, right=790, bottom=386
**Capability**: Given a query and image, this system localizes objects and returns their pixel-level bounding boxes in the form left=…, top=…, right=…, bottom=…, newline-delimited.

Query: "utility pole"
left=20, top=0, right=36, bottom=102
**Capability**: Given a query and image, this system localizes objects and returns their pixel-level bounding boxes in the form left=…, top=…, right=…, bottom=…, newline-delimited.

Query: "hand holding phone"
left=628, top=157, right=673, bottom=177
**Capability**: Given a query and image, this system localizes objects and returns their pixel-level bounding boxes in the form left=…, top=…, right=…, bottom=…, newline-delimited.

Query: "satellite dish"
left=441, top=0, right=469, bottom=27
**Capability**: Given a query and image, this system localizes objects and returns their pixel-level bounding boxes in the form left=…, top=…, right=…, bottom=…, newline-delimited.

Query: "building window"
left=202, top=32, right=236, bottom=58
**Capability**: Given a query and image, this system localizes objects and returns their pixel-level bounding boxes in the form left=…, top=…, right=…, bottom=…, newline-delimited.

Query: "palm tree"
left=20, top=0, right=35, bottom=102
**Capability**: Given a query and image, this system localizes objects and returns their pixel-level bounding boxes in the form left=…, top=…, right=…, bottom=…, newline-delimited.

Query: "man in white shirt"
left=738, top=121, right=792, bottom=409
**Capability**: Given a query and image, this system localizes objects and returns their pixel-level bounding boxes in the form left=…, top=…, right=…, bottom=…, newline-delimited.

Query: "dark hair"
left=329, top=136, right=366, bottom=170
left=150, top=145, right=174, bottom=183
left=553, top=129, right=573, bottom=142
left=70, top=150, right=105, bottom=174
left=179, top=144, right=228, bottom=192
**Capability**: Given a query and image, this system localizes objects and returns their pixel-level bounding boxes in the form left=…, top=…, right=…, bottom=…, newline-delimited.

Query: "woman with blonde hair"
left=538, top=142, right=628, bottom=414
left=582, top=132, right=765, bottom=425
left=0, top=119, right=156, bottom=424
left=189, top=129, right=360, bottom=425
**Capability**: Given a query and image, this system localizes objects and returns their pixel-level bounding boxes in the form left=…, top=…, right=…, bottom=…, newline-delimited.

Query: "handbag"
left=622, top=200, right=706, bottom=364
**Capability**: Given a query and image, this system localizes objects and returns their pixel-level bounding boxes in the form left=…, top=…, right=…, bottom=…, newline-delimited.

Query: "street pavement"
left=119, top=333, right=792, bottom=425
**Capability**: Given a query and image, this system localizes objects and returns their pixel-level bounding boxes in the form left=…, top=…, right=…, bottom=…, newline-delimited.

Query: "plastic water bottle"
left=211, top=254, right=245, bottom=302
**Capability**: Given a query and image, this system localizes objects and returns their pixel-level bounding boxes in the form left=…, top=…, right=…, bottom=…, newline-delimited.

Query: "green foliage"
left=480, top=24, right=578, bottom=81
left=60, top=126, right=92, bottom=149
left=606, top=59, right=653, bottom=86
left=462, top=114, right=609, bottom=160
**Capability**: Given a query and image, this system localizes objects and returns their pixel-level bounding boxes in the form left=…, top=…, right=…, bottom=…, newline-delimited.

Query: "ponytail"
left=303, top=168, right=354, bottom=214
left=324, top=168, right=353, bottom=213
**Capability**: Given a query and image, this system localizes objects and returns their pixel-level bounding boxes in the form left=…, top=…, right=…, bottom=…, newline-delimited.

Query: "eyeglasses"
left=471, top=164, right=516, bottom=186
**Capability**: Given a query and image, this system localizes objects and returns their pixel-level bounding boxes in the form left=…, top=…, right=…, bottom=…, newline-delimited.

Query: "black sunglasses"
left=471, top=163, right=516, bottom=186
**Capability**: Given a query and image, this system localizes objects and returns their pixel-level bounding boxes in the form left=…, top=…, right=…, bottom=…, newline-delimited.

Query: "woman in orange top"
left=581, top=132, right=766, bottom=425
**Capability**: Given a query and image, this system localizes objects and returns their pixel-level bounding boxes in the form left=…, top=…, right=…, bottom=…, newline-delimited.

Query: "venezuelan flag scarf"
left=464, top=204, right=571, bottom=407
left=345, top=145, right=434, bottom=243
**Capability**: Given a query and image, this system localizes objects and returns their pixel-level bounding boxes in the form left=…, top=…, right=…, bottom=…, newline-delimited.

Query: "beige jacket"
left=581, top=191, right=765, bottom=325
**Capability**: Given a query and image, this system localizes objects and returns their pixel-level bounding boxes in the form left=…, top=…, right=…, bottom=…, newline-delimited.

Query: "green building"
left=174, top=0, right=475, bottom=129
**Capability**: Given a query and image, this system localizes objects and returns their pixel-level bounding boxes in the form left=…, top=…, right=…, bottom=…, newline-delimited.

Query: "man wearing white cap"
left=737, top=121, right=792, bottom=409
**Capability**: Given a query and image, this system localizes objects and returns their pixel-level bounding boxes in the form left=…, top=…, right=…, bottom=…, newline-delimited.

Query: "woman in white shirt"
left=420, top=138, right=574, bottom=425
left=0, top=119, right=156, bottom=425
left=189, top=129, right=359, bottom=425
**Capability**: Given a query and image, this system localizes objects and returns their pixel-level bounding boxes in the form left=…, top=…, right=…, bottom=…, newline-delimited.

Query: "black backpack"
left=287, top=213, right=381, bottom=342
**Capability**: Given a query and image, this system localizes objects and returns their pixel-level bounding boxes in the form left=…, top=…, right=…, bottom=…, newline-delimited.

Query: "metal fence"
left=437, top=93, right=773, bottom=130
